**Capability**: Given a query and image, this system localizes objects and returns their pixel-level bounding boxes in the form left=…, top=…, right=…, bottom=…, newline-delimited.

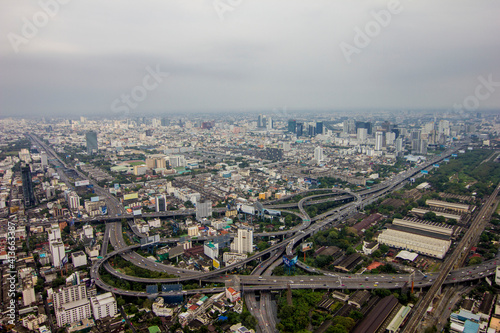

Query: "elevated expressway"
left=91, top=147, right=466, bottom=293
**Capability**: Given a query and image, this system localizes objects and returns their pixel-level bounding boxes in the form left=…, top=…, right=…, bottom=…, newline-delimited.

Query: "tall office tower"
left=316, top=122, right=323, bottom=135
left=314, top=147, right=324, bottom=163
left=266, top=117, right=273, bottom=130
left=85, top=131, right=98, bottom=155
left=411, top=129, right=421, bottom=153
left=41, top=152, right=48, bottom=168
left=355, top=121, right=373, bottom=135
left=21, top=165, right=36, bottom=208
left=419, top=139, right=428, bottom=155
left=308, top=124, right=316, bottom=137
left=357, top=128, right=367, bottom=142
left=231, top=228, right=254, bottom=254
left=410, top=129, right=421, bottom=141
left=296, top=123, right=304, bottom=137
left=161, top=117, right=169, bottom=126
left=288, top=120, right=297, bottom=133
left=156, top=195, right=166, bottom=212
left=196, top=200, right=212, bottom=221
left=258, top=114, right=264, bottom=128
left=342, top=120, right=349, bottom=134
left=375, top=131, right=384, bottom=151
left=395, top=137, right=404, bottom=152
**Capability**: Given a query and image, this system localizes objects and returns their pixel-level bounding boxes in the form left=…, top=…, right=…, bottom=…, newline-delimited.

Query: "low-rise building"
left=90, top=292, right=117, bottom=320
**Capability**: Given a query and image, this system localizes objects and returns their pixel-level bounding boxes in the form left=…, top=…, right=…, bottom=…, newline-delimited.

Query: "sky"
left=1, top=0, right=499, bottom=118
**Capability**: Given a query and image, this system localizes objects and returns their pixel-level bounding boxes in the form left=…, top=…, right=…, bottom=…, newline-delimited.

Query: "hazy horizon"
left=1, top=0, right=500, bottom=117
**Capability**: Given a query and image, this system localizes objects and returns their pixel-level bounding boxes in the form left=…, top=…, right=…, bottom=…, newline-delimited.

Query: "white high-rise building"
left=385, top=132, right=396, bottom=146
left=196, top=201, right=212, bottom=221
left=48, top=224, right=61, bottom=244
left=395, top=137, right=404, bottom=152
left=357, top=128, right=367, bottom=142
left=41, top=153, right=48, bottom=168
left=50, top=241, right=65, bottom=268
left=90, top=292, right=117, bottom=320
left=314, top=147, right=324, bottom=163
left=204, top=241, right=219, bottom=259
left=231, top=228, right=254, bottom=254
left=54, top=284, right=87, bottom=310
left=54, top=284, right=91, bottom=327
left=375, top=131, right=384, bottom=151
left=82, top=225, right=94, bottom=239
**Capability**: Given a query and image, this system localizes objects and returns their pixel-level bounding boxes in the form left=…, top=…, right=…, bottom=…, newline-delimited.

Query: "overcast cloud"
left=1, top=0, right=499, bottom=117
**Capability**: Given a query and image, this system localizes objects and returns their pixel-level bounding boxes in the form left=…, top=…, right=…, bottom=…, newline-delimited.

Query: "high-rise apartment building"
left=231, top=228, right=254, bottom=254
left=156, top=195, right=166, bottom=212
left=287, top=120, right=296, bottom=133
left=50, top=241, right=65, bottom=268
left=54, top=284, right=90, bottom=327
left=196, top=201, right=212, bottom=221
left=21, top=165, right=36, bottom=208
left=314, top=147, right=324, bottom=163
left=90, top=293, right=117, bottom=320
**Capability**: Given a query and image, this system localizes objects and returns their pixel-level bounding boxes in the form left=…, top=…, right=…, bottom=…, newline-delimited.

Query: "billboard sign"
left=238, top=204, right=255, bottom=215
left=114, top=183, right=120, bottom=190
left=264, top=209, right=281, bottom=216
left=90, top=196, right=99, bottom=202
left=213, top=259, right=220, bottom=269
left=61, top=255, right=68, bottom=266
left=302, top=242, right=313, bottom=252
left=100, top=206, right=107, bottom=215
left=75, top=180, right=90, bottom=187
left=283, top=255, right=298, bottom=267
left=123, top=192, right=139, bottom=201
left=133, top=209, right=142, bottom=216
left=141, top=234, right=160, bottom=246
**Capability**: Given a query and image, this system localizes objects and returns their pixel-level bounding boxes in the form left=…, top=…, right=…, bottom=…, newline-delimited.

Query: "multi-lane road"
left=33, top=135, right=497, bottom=332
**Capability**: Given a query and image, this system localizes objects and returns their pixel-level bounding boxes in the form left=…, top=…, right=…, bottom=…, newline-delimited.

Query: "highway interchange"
left=30, top=134, right=500, bottom=332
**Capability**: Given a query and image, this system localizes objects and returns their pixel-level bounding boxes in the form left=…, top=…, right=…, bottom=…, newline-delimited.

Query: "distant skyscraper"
left=156, top=195, right=166, bottom=212
left=258, top=114, right=265, bottom=128
left=316, top=122, right=323, bottom=135
left=196, top=201, right=212, bottom=220
left=314, top=147, right=324, bottom=163
left=21, top=165, right=36, bottom=208
left=287, top=120, right=297, bottom=133
left=296, top=123, right=304, bottom=137
left=375, top=131, right=384, bottom=151
left=357, top=128, right=367, bottom=142
left=395, top=137, right=404, bottom=152
left=86, top=131, right=98, bottom=155
left=308, top=124, right=316, bottom=137
left=41, top=152, right=48, bottom=168
left=355, top=121, right=372, bottom=135
left=266, top=117, right=273, bottom=130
